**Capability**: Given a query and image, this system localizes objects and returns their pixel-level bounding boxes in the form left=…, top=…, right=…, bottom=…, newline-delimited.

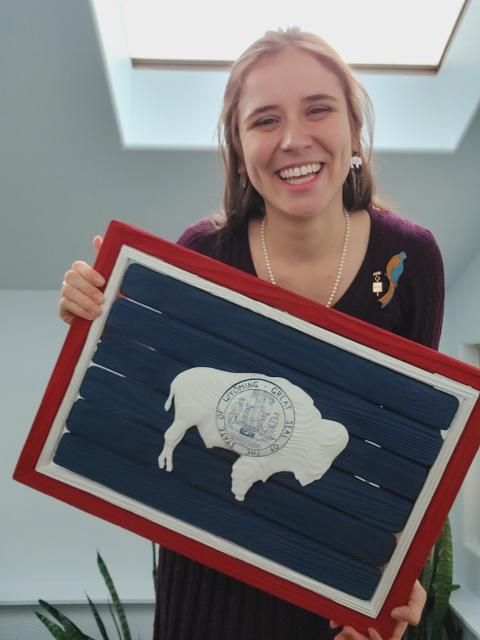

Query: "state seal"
left=215, top=378, right=295, bottom=456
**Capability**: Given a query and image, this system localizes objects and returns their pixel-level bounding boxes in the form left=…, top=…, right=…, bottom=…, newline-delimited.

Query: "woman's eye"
left=254, top=117, right=277, bottom=127
left=309, top=106, right=329, bottom=115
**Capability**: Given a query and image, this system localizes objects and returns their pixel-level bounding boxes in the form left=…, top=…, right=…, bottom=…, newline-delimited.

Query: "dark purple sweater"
left=153, top=208, right=444, bottom=640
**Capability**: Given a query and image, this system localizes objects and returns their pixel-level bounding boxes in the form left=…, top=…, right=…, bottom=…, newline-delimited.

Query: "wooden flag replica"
left=14, top=220, right=480, bottom=636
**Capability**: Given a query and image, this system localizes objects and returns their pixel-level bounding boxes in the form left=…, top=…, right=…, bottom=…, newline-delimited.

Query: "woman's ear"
left=351, top=132, right=362, bottom=158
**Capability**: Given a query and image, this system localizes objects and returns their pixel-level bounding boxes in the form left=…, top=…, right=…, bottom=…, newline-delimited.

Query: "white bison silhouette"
left=158, top=367, right=348, bottom=501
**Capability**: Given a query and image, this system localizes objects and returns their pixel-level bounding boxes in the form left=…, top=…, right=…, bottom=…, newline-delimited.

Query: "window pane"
left=120, top=0, right=466, bottom=67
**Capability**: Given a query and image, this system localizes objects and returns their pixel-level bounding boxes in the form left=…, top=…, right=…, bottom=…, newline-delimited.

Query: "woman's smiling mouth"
left=276, top=162, right=323, bottom=188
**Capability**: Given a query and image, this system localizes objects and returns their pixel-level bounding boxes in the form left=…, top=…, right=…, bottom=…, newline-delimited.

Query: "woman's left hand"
left=330, top=580, right=426, bottom=640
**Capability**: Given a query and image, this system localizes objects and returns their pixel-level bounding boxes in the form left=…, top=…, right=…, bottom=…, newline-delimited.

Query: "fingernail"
left=94, top=293, right=104, bottom=304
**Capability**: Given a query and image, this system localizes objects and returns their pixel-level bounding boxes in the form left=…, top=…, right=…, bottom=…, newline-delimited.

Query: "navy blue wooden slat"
left=79, top=365, right=169, bottom=428
left=94, top=333, right=443, bottom=467
left=54, top=433, right=381, bottom=599
left=80, top=366, right=425, bottom=501
left=93, top=337, right=188, bottom=387
left=334, top=441, right=426, bottom=500
left=283, top=469, right=412, bottom=533
left=121, top=264, right=458, bottom=429
left=104, top=301, right=442, bottom=466
left=66, top=399, right=396, bottom=565
left=68, top=399, right=412, bottom=532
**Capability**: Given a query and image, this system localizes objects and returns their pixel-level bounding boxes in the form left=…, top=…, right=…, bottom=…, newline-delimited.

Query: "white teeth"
left=285, top=174, right=316, bottom=185
left=278, top=163, right=322, bottom=180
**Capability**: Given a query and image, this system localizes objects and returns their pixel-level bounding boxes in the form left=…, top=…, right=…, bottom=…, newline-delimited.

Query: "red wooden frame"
left=14, top=220, right=480, bottom=636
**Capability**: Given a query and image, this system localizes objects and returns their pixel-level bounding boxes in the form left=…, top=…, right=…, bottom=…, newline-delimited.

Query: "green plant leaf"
left=108, top=601, right=123, bottom=640
left=38, top=600, right=69, bottom=625
left=35, top=612, right=68, bottom=640
left=97, top=552, right=132, bottom=640
left=431, top=520, right=454, bottom=638
left=420, top=550, right=435, bottom=596
left=86, top=594, right=110, bottom=640
left=405, top=519, right=460, bottom=640
left=151, top=542, right=158, bottom=575
left=151, top=542, right=158, bottom=594
left=409, top=553, right=434, bottom=640
left=38, top=600, right=92, bottom=640
left=407, top=609, right=429, bottom=640
left=443, top=607, right=463, bottom=640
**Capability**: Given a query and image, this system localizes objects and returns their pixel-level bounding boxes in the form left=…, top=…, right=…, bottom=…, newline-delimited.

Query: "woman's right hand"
left=59, top=235, right=106, bottom=325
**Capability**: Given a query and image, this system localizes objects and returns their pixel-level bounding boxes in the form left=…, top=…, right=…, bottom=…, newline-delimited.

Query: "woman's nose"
left=280, top=120, right=313, bottom=151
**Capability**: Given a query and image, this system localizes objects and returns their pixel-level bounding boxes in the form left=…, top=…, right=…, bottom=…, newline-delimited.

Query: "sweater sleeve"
left=177, top=217, right=218, bottom=249
left=399, top=228, right=445, bottom=350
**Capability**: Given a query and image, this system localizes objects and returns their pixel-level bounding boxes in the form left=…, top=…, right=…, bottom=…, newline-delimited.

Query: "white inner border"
left=36, top=246, right=479, bottom=618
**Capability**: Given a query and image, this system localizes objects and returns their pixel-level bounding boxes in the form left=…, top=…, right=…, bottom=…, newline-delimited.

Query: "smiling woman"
left=59, top=27, right=444, bottom=640
left=237, top=50, right=353, bottom=221
left=219, top=29, right=375, bottom=234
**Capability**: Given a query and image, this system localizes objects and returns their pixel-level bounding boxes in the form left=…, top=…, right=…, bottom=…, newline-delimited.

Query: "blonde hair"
left=217, top=27, right=378, bottom=234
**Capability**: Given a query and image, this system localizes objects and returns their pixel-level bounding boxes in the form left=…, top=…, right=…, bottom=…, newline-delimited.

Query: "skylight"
left=120, top=0, right=467, bottom=70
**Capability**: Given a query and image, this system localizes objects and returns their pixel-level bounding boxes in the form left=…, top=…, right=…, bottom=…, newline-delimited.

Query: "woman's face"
left=237, top=48, right=355, bottom=221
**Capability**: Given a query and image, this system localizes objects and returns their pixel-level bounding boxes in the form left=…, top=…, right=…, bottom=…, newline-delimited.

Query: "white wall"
left=1, top=603, right=155, bottom=640
left=443, top=252, right=480, bottom=637
left=0, top=291, right=155, bottom=637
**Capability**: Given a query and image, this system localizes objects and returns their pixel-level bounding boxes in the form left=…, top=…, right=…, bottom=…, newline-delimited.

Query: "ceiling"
left=0, top=0, right=479, bottom=290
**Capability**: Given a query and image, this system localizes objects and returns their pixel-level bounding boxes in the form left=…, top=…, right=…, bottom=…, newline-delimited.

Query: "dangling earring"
left=344, top=152, right=363, bottom=210
left=240, top=172, right=248, bottom=190
left=351, top=152, right=362, bottom=172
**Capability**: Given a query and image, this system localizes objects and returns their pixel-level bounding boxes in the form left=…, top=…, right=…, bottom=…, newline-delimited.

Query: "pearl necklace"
left=260, top=211, right=351, bottom=308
